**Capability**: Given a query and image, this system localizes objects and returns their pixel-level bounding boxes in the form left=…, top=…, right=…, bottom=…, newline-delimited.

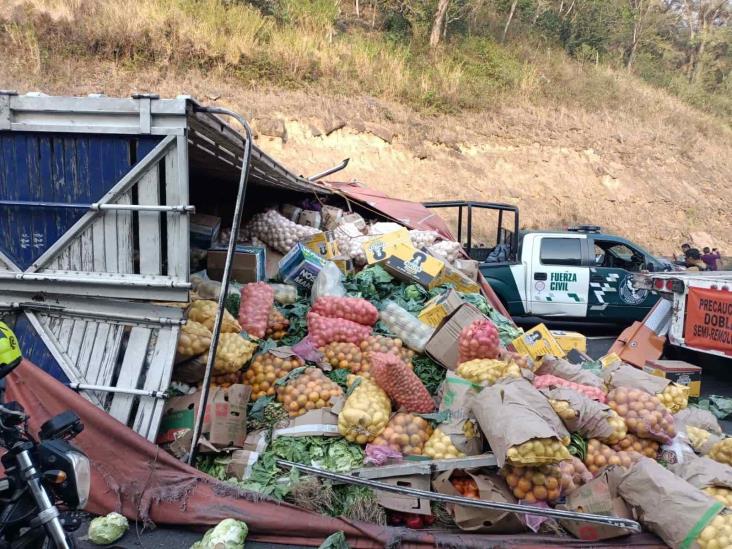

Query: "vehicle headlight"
left=66, top=450, right=91, bottom=509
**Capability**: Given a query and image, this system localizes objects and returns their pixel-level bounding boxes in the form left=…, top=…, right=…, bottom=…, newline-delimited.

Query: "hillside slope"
left=1, top=1, right=730, bottom=254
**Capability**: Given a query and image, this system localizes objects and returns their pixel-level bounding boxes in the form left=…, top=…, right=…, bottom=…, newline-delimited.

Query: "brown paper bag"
left=471, top=377, right=569, bottom=467
left=670, top=453, right=732, bottom=491
left=432, top=470, right=525, bottom=534
left=535, top=355, right=604, bottom=388
left=602, top=362, right=669, bottom=394
left=607, top=458, right=724, bottom=549
left=674, top=408, right=723, bottom=436
left=438, top=372, right=483, bottom=455
left=540, top=387, right=615, bottom=441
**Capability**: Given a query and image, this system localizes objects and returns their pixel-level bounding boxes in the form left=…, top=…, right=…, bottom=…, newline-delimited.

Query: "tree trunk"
left=355, top=0, right=359, bottom=18
left=690, top=37, right=707, bottom=83
left=429, top=0, right=451, bottom=48
left=502, top=0, right=519, bottom=42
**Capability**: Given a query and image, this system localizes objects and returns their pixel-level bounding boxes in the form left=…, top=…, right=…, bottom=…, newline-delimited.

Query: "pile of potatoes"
left=277, top=367, right=343, bottom=417
left=503, top=464, right=563, bottom=503
left=456, top=359, right=521, bottom=386
left=506, top=438, right=570, bottom=466
left=338, top=376, right=391, bottom=444
left=371, top=413, right=433, bottom=456
left=243, top=352, right=304, bottom=400
left=423, top=428, right=465, bottom=460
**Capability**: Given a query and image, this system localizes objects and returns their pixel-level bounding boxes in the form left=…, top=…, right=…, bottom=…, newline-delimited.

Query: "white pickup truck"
left=633, top=271, right=732, bottom=359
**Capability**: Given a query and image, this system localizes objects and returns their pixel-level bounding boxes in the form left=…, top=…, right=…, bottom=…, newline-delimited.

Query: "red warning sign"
left=684, top=287, right=732, bottom=354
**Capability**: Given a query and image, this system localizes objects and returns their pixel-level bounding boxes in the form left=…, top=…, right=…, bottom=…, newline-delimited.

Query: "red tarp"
left=4, top=361, right=665, bottom=548
left=320, top=181, right=511, bottom=318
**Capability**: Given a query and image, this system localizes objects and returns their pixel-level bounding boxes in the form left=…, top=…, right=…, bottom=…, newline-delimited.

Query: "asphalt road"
left=77, top=320, right=731, bottom=548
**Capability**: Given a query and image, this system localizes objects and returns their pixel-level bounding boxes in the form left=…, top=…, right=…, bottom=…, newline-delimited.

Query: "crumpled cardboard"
left=558, top=469, right=634, bottom=541
left=226, top=449, right=260, bottom=480
left=375, top=475, right=432, bottom=515
left=438, top=372, right=484, bottom=456
left=470, top=377, right=569, bottom=467
left=432, top=470, right=525, bottom=533
left=540, top=387, right=615, bottom=440
left=674, top=407, right=723, bottom=436
left=271, top=408, right=340, bottom=438
left=669, top=452, right=732, bottom=491
left=602, top=361, right=669, bottom=394
left=535, top=355, right=604, bottom=389
left=607, top=458, right=724, bottom=549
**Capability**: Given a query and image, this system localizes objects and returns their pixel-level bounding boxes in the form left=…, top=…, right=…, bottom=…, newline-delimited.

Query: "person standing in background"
left=685, top=249, right=708, bottom=271
left=701, top=247, right=721, bottom=271
left=673, top=243, right=691, bottom=266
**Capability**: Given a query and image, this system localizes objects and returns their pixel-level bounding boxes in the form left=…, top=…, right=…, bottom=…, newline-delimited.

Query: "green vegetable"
left=277, top=298, right=310, bottom=345
left=190, top=518, right=248, bottom=549
left=88, top=512, right=129, bottom=545
left=459, top=292, right=522, bottom=345
left=568, top=432, right=588, bottom=461
left=318, top=531, right=349, bottom=549
left=195, top=454, right=232, bottom=481
left=343, top=265, right=394, bottom=305
left=412, top=354, right=447, bottom=396
left=225, top=293, right=240, bottom=318
left=694, top=396, right=732, bottom=419
left=327, top=368, right=349, bottom=391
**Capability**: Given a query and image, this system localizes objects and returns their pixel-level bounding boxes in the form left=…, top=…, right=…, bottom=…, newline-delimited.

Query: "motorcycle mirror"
left=0, top=356, right=21, bottom=381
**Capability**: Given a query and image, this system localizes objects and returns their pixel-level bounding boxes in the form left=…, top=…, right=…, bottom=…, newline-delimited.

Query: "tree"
left=626, top=0, right=654, bottom=70
left=502, top=0, right=520, bottom=41
left=430, top=0, right=451, bottom=46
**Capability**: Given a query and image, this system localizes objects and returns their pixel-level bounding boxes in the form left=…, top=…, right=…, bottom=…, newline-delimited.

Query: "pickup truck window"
left=540, top=238, right=582, bottom=266
left=594, top=241, right=645, bottom=272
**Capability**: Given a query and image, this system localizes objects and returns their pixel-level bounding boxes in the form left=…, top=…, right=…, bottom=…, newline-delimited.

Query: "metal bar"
left=8, top=302, right=184, bottom=326
left=1, top=271, right=190, bottom=288
left=187, top=105, right=254, bottom=465
left=457, top=205, right=463, bottom=245
left=68, top=382, right=166, bottom=399
left=308, top=158, right=350, bottom=181
left=497, top=209, right=504, bottom=245
left=467, top=204, right=473, bottom=257
left=276, top=460, right=641, bottom=532
left=0, top=200, right=193, bottom=213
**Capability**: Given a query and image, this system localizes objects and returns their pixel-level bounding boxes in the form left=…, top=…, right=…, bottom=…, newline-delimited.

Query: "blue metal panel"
left=12, top=313, right=70, bottom=383
left=0, top=133, right=163, bottom=270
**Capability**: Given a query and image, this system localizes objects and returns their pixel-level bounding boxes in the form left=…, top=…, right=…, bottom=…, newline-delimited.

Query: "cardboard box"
left=206, top=245, right=266, bottom=283
left=272, top=408, right=340, bottom=438
left=383, top=243, right=445, bottom=289
left=331, top=255, right=355, bottom=276
left=510, top=324, right=565, bottom=360
left=226, top=449, right=260, bottom=480
left=361, top=228, right=411, bottom=264
left=297, top=209, right=322, bottom=229
left=157, top=384, right=250, bottom=448
left=454, top=258, right=479, bottom=280
left=425, top=303, right=487, bottom=369
left=643, top=359, right=702, bottom=397
left=190, top=213, right=222, bottom=249
left=419, top=289, right=464, bottom=328
left=551, top=330, right=587, bottom=354
left=375, top=475, right=432, bottom=515
left=321, top=205, right=345, bottom=230
left=280, top=203, right=302, bottom=222
left=432, top=471, right=525, bottom=533
left=278, top=244, right=325, bottom=291
left=300, top=231, right=339, bottom=260
left=437, top=262, right=481, bottom=293
left=558, top=472, right=634, bottom=541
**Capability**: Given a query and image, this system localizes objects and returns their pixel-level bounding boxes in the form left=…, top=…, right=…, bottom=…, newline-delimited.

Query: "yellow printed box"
left=300, top=231, right=340, bottom=260
left=418, top=289, right=464, bottom=328
left=510, top=323, right=565, bottom=360
left=361, top=228, right=411, bottom=264
left=550, top=330, right=587, bottom=354
left=383, top=243, right=444, bottom=289
left=437, top=262, right=481, bottom=294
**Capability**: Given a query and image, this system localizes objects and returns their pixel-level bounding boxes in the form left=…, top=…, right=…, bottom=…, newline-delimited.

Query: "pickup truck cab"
left=424, top=201, right=670, bottom=323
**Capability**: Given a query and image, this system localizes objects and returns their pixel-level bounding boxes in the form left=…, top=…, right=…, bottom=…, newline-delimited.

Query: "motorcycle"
left=0, top=322, right=90, bottom=549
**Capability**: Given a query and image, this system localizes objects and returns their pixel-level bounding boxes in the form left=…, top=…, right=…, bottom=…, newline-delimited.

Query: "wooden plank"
left=103, top=210, right=118, bottom=273
left=164, top=136, right=189, bottom=281
left=24, top=312, right=104, bottom=407
left=66, top=319, right=86, bottom=364
left=116, top=191, right=134, bottom=274
left=56, top=318, right=75, bottom=354
left=132, top=326, right=177, bottom=440
left=93, top=324, right=124, bottom=407
left=136, top=165, right=161, bottom=275
left=84, top=322, right=111, bottom=379
left=74, top=321, right=99, bottom=374
left=79, top=225, right=96, bottom=272
left=91, top=216, right=106, bottom=272
left=29, top=135, right=175, bottom=273
left=107, top=327, right=152, bottom=425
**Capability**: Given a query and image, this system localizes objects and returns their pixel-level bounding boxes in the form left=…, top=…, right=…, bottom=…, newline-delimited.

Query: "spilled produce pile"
left=160, top=202, right=732, bottom=548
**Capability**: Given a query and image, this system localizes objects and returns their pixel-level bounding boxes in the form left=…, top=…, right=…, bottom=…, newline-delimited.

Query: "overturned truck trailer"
left=0, top=91, right=333, bottom=441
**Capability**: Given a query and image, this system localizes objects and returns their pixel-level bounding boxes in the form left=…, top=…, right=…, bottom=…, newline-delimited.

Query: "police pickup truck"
left=424, top=201, right=673, bottom=323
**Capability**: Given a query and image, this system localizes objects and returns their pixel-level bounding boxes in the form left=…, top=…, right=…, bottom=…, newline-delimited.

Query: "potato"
left=243, top=351, right=304, bottom=400
left=457, top=359, right=521, bottom=386
left=338, top=376, right=391, bottom=444
left=175, top=320, right=212, bottom=363
left=704, top=487, right=732, bottom=507
left=697, top=513, right=732, bottom=549
left=372, top=413, right=433, bottom=455
left=710, top=438, right=732, bottom=466
left=212, top=333, right=257, bottom=374
left=656, top=383, right=689, bottom=414
left=188, top=299, right=241, bottom=333
left=502, top=463, right=563, bottom=503
left=423, top=428, right=465, bottom=460
left=506, top=437, right=570, bottom=466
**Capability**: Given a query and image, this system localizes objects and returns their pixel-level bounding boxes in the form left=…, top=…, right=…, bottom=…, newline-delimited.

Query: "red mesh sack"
left=458, top=319, right=501, bottom=363
left=307, top=311, right=372, bottom=347
left=238, top=282, right=274, bottom=339
left=370, top=352, right=435, bottom=413
left=533, top=374, right=608, bottom=403
left=311, top=296, right=379, bottom=326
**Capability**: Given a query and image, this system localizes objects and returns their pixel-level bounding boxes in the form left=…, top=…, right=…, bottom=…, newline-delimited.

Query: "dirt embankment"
left=1, top=63, right=730, bottom=255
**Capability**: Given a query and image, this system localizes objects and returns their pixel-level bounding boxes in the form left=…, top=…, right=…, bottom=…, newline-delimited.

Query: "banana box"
left=550, top=330, right=587, bottom=354
left=361, top=228, right=411, bottom=264
left=300, top=231, right=339, bottom=260
left=510, top=324, right=565, bottom=360
left=382, top=243, right=445, bottom=289
left=437, top=262, right=481, bottom=294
